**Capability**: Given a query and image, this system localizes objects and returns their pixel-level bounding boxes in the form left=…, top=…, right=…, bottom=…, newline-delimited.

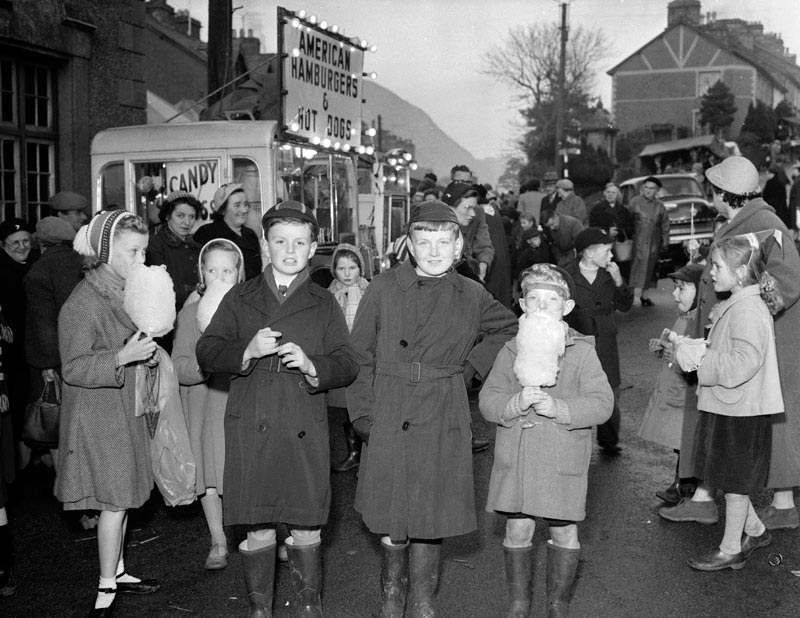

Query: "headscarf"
left=328, top=243, right=368, bottom=331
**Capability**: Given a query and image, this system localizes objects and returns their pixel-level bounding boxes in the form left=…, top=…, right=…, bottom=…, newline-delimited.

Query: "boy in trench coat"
left=346, top=201, right=517, bottom=618
left=196, top=201, right=358, bottom=618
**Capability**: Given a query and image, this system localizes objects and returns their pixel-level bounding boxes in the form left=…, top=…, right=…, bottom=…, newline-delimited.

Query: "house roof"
left=607, top=21, right=786, bottom=93
left=638, top=134, right=726, bottom=158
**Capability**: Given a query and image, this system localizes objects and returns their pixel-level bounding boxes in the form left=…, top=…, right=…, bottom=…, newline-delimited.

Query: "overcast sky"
left=169, top=0, right=800, bottom=160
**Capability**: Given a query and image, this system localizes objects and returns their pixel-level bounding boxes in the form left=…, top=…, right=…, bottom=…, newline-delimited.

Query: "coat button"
left=298, top=431, right=306, bottom=439
left=402, top=421, right=410, bottom=430
left=257, top=423, right=266, bottom=432
left=298, top=381, right=308, bottom=390
left=399, top=340, right=408, bottom=348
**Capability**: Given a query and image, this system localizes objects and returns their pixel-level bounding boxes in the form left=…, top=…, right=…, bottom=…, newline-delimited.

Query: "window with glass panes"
left=0, top=57, right=56, bottom=222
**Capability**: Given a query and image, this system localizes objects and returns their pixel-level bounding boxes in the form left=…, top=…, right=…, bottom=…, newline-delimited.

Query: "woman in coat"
left=629, top=177, right=669, bottom=307
left=193, top=183, right=262, bottom=280
left=146, top=191, right=202, bottom=311
left=589, top=183, right=635, bottom=281
left=56, top=210, right=161, bottom=617
left=660, top=156, right=800, bottom=530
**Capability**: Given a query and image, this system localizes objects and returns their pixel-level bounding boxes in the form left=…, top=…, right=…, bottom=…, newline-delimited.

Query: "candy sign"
left=165, top=160, right=220, bottom=213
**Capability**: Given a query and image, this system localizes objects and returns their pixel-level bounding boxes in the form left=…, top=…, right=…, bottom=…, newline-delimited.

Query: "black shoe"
left=115, top=573, right=160, bottom=594
left=0, top=568, right=17, bottom=597
left=641, top=298, right=655, bottom=307
left=599, top=443, right=622, bottom=455
left=471, top=437, right=491, bottom=452
left=88, top=588, right=116, bottom=617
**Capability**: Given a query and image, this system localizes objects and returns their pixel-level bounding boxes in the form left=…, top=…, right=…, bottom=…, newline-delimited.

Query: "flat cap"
left=408, top=200, right=460, bottom=226
left=555, top=178, right=574, bottom=191
left=542, top=171, right=559, bottom=183
left=261, top=200, right=317, bottom=227
left=668, top=262, right=704, bottom=286
left=441, top=182, right=478, bottom=207
left=49, top=191, right=88, bottom=211
left=36, top=216, right=76, bottom=243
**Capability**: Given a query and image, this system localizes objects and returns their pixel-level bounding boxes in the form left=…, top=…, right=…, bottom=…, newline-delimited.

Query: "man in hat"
left=442, top=181, right=495, bottom=284
left=540, top=171, right=562, bottom=212
left=629, top=176, right=669, bottom=307
left=565, top=228, right=632, bottom=454
left=541, top=210, right=584, bottom=269
left=555, top=179, right=588, bottom=225
left=48, top=191, right=89, bottom=231
left=347, top=200, right=517, bottom=617
left=197, top=201, right=359, bottom=617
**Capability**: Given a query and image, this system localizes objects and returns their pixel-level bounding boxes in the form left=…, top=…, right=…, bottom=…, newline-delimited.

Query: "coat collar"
left=718, top=198, right=773, bottom=238
left=237, top=268, right=325, bottom=320
left=158, top=225, right=198, bottom=248
left=708, top=285, right=762, bottom=326
left=394, top=258, right=463, bottom=292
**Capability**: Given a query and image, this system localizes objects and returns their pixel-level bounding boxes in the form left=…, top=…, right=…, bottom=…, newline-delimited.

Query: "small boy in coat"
left=480, top=264, right=613, bottom=618
left=196, top=201, right=358, bottom=618
left=347, top=201, right=517, bottom=618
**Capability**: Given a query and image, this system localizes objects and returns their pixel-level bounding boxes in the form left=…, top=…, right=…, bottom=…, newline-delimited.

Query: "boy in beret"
left=347, top=200, right=517, bottom=617
left=196, top=201, right=359, bottom=617
left=564, top=227, right=633, bottom=454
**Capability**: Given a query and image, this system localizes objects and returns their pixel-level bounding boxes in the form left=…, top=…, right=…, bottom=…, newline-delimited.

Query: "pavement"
left=3, top=279, right=800, bottom=617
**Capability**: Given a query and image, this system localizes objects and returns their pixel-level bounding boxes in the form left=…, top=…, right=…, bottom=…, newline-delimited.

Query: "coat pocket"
left=556, top=427, right=591, bottom=476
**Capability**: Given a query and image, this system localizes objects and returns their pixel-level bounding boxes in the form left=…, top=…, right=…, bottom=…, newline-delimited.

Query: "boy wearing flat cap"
left=565, top=227, right=633, bottom=454
left=347, top=200, right=517, bottom=617
left=196, top=201, right=359, bottom=617
left=48, top=191, right=88, bottom=231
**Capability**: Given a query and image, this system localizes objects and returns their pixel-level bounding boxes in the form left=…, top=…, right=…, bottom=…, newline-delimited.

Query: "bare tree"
left=482, top=23, right=611, bottom=106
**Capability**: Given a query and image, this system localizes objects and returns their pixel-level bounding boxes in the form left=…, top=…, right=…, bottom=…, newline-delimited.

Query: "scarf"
left=329, top=277, right=368, bottom=331
left=84, top=264, right=138, bottom=332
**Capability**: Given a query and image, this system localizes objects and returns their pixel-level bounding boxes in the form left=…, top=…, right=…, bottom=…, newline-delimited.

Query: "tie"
left=278, top=284, right=288, bottom=297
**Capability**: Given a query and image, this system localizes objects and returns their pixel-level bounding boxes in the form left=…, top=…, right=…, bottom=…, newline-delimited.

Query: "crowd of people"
left=0, top=156, right=799, bottom=618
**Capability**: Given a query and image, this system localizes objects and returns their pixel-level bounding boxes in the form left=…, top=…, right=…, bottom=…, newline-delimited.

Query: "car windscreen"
left=660, top=177, right=704, bottom=199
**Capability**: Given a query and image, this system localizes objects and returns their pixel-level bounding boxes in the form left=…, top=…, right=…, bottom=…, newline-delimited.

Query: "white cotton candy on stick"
left=196, top=279, right=234, bottom=333
left=123, top=264, right=176, bottom=337
left=513, top=312, right=566, bottom=387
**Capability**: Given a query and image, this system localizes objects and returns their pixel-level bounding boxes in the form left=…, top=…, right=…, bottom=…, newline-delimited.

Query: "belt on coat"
left=257, top=354, right=302, bottom=375
left=375, top=360, right=463, bottom=384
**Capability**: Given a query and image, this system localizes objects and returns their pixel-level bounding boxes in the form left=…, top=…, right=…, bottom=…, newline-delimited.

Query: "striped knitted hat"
left=73, top=209, right=137, bottom=263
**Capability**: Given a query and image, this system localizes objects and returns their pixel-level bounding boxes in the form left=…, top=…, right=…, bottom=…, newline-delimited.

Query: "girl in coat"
left=480, top=264, right=613, bottom=618
left=56, top=210, right=160, bottom=617
left=675, top=235, right=783, bottom=571
left=327, top=243, right=369, bottom=473
left=638, top=263, right=702, bottom=504
left=172, top=239, right=245, bottom=570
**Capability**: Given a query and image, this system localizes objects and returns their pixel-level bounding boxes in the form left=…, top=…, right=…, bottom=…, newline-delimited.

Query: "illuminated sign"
left=279, top=7, right=365, bottom=150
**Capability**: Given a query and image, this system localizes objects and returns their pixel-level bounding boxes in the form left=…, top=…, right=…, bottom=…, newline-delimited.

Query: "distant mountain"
left=363, top=81, right=508, bottom=187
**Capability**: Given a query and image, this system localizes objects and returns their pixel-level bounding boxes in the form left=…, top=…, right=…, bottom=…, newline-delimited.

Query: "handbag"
left=23, top=378, right=60, bottom=447
left=613, top=238, right=634, bottom=262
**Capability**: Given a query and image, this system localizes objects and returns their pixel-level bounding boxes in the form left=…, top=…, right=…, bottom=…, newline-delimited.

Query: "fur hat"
left=73, top=209, right=136, bottom=263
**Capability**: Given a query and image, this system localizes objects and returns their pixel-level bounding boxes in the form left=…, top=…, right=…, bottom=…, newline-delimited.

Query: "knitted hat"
left=73, top=209, right=137, bottom=263
left=36, top=216, right=76, bottom=243
left=211, top=183, right=245, bottom=212
left=197, top=238, right=246, bottom=288
left=331, top=242, right=364, bottom=275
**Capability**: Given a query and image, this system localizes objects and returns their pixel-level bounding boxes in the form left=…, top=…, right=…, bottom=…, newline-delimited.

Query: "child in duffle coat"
left=171, top=239, right=245, bottom=571
left=347, top=201, right=517, bottom=618
left=327, top=243, right=369, bottom=473
left=674, top=235, right=784, bottom=571
left=638, top=262, right=703, bottom=504
left=564, top=227, right=633, bottom=454
left=480, top=264, right=613, bottom=618
left=196, top=201, right=359, bottom=617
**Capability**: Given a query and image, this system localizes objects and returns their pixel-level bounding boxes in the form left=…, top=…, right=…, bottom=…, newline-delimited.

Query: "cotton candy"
left=196, top=279, right=234, bottom=333
left=124, top=264, right=176, bottom=337
left=513, top=312, right=567, bottom=387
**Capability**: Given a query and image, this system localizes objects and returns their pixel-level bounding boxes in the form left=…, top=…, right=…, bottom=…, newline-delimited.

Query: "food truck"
left=89, top=7, right=408, bottom=278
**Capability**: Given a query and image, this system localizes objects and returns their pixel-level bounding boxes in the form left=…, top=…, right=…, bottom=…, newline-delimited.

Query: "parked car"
left=619, top=173, right=716, bottom=248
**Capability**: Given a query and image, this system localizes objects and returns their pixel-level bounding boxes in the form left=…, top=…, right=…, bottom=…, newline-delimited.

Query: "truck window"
left=232, top=157, right=262, bottom=234
left=99, top=161, right=124, bottom=212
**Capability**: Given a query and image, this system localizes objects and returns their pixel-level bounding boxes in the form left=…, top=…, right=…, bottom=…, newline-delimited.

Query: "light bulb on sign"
left=331, top=25, right=339, bottom=33
left=310, top=135, right=321, bottom=145
left=308, top=14, right=317, bottom=24
left=365, top=127, right=376, bottom=137
left=291, top=17, right=300, bottom=28
left=403, top=152, right=413, bottom=161
left=333, top=142, right=341, bottom=150
left=290, top=122, right=300, bottom=132
left=410, top=162, right=418, bottom=171
left=297, top=9, right=307, bottom=18
left=366, top=146, right=375, bottom=155
left=291, top=48, right=300, bottom=57
left=388, top=157, right=397, bottom=166
left=342, top=144, right=351, bottom=152
left=357, top=145, right=366, bottom=154
left=360, top=39, right=368, bottom=48
left=320, top=20, right=328, bottom=29
left=322, top=138, right=331, bottom=148
left=369, top=45, right=377, bottom=53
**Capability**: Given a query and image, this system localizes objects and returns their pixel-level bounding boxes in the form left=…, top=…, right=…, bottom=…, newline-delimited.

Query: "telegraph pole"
left=554, top=2, right=568, bottom=175
left=207, top=0, right=233, bottom=106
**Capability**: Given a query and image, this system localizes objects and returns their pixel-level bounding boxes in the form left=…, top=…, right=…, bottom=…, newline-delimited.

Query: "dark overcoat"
left=346, top=260, right=517, bottom=540
left=146, top=227, right=200, bottom=310
left=55, top=271, right=153, bottom=511
left=193, top=219, right=262, bottom=280
left=484, top=210, right=513, bottom=309
left=565, top=264, right=633, bottom=388
left=196, top=274, right=358, bottom=527
left=681, top=198, right=800, bottom=485
left=23, top=243, right=84, bottom=369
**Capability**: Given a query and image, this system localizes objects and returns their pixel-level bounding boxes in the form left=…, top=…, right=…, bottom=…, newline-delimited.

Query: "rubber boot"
left=286, top=540, right=323, bottom=618
left=332, top=421, right=361, bottom=473
left=240, top=543, right=276, bottom=618
left=406, top=541, right=440, bottom=618
left=546, top=543, right=580, bottom=618
left=504, top=545, right=533, bottom=618
left=0, top=524, right=16, bottom=597
left=377, top=539, right=408, bottom=618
